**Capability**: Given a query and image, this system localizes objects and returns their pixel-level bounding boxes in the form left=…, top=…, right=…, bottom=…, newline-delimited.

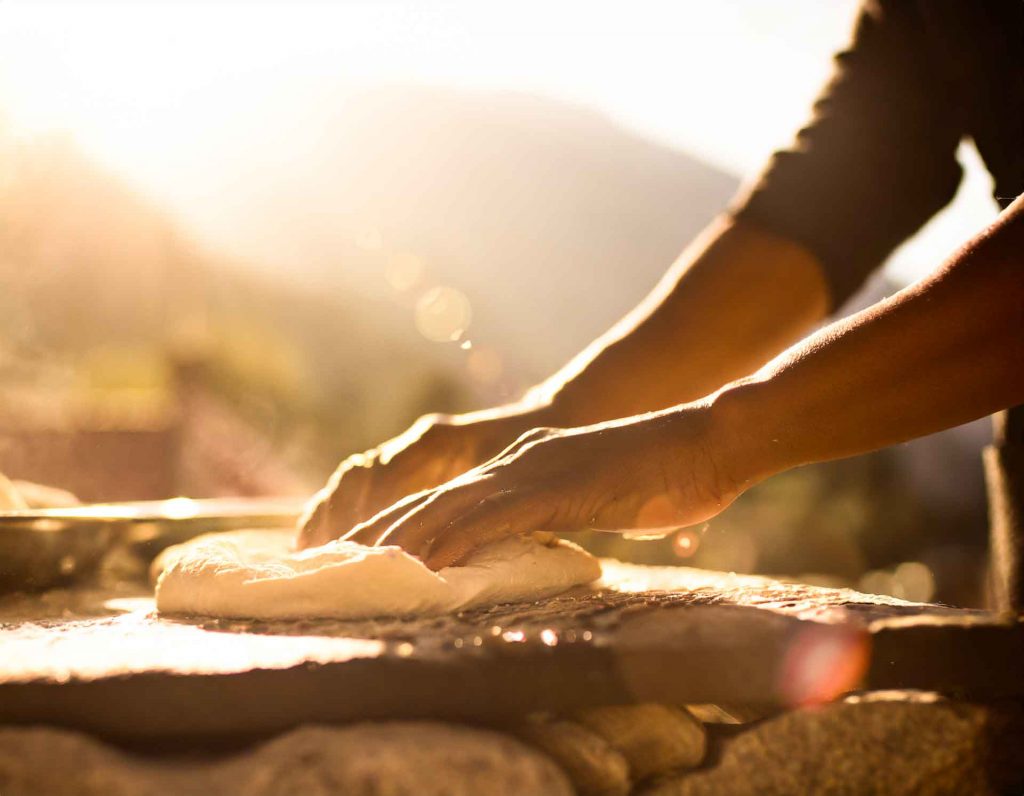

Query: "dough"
left=154, top=529, right=600, bottom=620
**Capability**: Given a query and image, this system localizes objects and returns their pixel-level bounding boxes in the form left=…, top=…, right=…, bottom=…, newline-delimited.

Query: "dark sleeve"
left=730, top=0, right=965, bottom=308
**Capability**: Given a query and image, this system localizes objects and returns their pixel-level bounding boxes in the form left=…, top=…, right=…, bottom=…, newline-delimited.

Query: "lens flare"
left=672, top=529, right=701, bottom=558
left=893, top=561, right=935, bottom=603
left=161, top=496, right=199, bottom=519
left=415, top=285, right=471, bottom=342
left=778, top=625, right=870, bottom=706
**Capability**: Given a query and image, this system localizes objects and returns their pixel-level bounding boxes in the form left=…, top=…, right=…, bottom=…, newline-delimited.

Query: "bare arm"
left=719, top=193, right=1024, bottom=487
left=299, top=216, right=829, bottom=544
left=357, top=195, right=1023, bottom=568
left=526, top=216, right=830, bottom=426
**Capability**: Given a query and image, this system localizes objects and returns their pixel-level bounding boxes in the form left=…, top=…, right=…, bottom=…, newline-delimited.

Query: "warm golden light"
left=160, top=497, right=200, bottom=520
left=0, top=0, right=991, bottom=286
left=859, top=561, right=935, bottom=603
left=466, top=346, right=504, bottom=385
left=385, top=252, right=425, bottom=292
left=672, top=529, right=701, bottom=558
left=415, top=286, right=471, bottom=342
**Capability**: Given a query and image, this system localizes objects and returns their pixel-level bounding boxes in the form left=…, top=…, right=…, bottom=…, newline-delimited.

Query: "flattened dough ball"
left=154, top=529, right=600, bottom=620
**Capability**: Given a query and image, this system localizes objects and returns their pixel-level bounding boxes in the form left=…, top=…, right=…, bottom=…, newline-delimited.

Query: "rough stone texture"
left=1, top=564, right=1019, bottom=740
left=512, top=703, right=706, bottom=795
left=574, top=703, right=706, bottom=780
left=0, top=562, right=977, bottom=683
left=643, top=693, right=1024, bottom=796
left=0, top=723, right=573, bottom=796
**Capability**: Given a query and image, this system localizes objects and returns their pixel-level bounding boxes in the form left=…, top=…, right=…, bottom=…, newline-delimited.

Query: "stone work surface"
left=0, top=722, right=573, bottom=796
left=0, top=561, right=969, bottom=672
left=0, top=562, right=984, bottom=688
left=644, top=693, right=1024, bottom=796
left=2, top=562, right=1019, bottom=740
left=2, top=562, right=1021, bottom=793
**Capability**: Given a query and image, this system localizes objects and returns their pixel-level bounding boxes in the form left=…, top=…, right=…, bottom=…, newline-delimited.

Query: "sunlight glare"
left=0, top=0, right=992, bottom=286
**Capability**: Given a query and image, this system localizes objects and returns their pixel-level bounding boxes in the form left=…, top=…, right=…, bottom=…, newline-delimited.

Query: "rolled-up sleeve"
left=731, top=0, right=966, bottom=308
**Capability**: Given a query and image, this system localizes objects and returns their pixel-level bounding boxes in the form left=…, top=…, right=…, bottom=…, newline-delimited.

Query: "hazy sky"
left=0, top=0, right=999, bottom=284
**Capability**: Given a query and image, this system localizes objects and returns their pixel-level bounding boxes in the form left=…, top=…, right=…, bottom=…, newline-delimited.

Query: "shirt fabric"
left=729, top=0, right=1024, bottom=608
left=732, top=0, right=1023, bottom=307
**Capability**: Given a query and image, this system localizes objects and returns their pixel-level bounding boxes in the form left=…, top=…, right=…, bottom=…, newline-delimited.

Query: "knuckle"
left=514, top=426, right=558, bottom=447
left=342, top=449, right=377, bottom=472
left=383, top=415, right=456, bottom=461
left=417, top=413, right=453, bottom=435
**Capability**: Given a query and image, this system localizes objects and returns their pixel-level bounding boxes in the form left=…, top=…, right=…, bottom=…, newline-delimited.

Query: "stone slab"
left=0, top=563, right=1019, bottom=741
left=0, top=723, right=572, bottom=796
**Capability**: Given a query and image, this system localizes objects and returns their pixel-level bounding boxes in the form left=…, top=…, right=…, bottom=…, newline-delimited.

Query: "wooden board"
left=1, top=562, right=1020, bottom=742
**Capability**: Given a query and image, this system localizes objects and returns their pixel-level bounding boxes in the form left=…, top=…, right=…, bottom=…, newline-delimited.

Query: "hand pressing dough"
left=154, top=529, right=601, bottom=620
left=0, top=472, right=28, bottom=511
left=0, top=473, right=78, bottom=510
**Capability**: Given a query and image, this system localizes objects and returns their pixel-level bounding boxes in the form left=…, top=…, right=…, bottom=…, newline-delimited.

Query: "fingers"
left=422, top=490, right=552, bottom=569
left=374, top=431, right=573, bottom=567
left=295, top=488, right=331, bottom=550
left=493, top=427, right=557, bottom=461
left=342, top=489, right=435, bottom=545
left=374, top=474, right=501, bottom=556
left=371, top=475, right=552, bottom=570
left=348, top=455, right=542, bottom=566
left=297, top=423, right=557, bottom=551
left=377, top=413, right=450, bottom=464
left=295, top=452, right=378, bottom=548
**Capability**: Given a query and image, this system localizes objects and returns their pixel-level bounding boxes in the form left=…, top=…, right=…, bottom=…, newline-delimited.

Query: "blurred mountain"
left=0, top=120, right=464, bottom=475
left=200, top=85, right=740, bottom=381
left=0, top=88, right=741, bottom=462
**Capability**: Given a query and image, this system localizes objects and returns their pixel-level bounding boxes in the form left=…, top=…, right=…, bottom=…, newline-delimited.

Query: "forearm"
left=717, top=196, right=1024, bottom=488
left=311, top=214, right=829, bottom=534
left=517, top=216, right=830, bottom=427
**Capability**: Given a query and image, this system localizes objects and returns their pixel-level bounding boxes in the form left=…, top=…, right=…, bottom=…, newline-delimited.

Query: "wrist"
left=707, top=379, right=792, bottom=493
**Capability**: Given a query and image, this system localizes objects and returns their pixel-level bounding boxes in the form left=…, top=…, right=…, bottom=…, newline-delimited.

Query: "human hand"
left=342, top=402, right=747, bottom=569
left=296, top=405, right=549, bottom=549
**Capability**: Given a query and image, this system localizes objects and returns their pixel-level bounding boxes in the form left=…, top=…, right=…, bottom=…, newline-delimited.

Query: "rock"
left=514, top=714, right=631, bottom=796
left=0, top=722, right=573, bottom=796
left=574, top=703, right=706, bottom=780
left=643, top=692, right=1024, bottom=796
left=0, top=726, right=142, bottom=796
left=685, top=703, right=773, bottom=724
left=513, top=703, right=707, bottom=794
